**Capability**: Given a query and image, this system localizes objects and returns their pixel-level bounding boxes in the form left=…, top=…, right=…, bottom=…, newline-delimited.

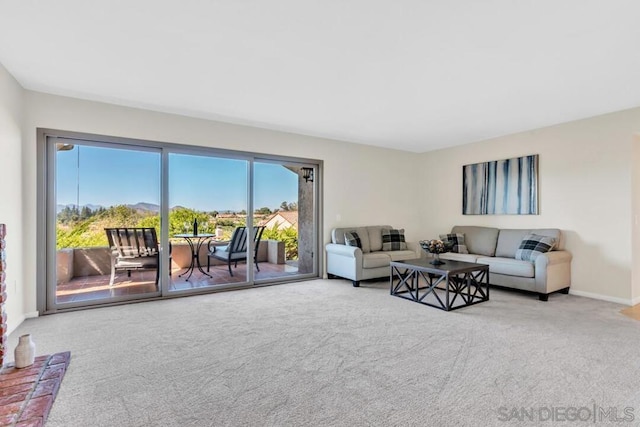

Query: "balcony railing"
left=55, top=240, right=287, bottom=285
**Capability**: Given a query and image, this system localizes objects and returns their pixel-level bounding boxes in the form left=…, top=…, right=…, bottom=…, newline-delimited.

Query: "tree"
left=278, top=201, right=298, bottom=212
left=255, top=207, right=272, bottom=215
left=80, top=206, right=92, bottom=220
left=262, top=224, right=298, bottom=260
left=166, top=207, right=215, bottom=236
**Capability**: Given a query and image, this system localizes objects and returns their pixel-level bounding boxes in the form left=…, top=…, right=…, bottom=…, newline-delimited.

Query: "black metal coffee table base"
left=390, top=259, right=490, bottom=311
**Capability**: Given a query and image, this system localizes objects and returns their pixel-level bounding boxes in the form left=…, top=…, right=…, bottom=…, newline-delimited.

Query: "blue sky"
left=56, top=145, right=298, bottom=211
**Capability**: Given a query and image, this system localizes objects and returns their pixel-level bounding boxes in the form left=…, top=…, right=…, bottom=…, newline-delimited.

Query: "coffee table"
left=390, top=258, right=489, bottom=311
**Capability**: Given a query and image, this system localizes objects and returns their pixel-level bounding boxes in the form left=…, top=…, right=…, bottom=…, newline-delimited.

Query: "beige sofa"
left=326, top=225, right=421, bottom=287
left=439, top=226, right=572, bottom=301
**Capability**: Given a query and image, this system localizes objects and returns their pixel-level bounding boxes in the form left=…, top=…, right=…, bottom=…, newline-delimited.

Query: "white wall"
left=22, top=91, right=421, bottom=314
left=632, top=134, right=640, bottom=304
left=0, top=63, right=25, bottom=333
left=419, top=108, right=640, bottom=303
left=11, top=73, right=640, bottom=320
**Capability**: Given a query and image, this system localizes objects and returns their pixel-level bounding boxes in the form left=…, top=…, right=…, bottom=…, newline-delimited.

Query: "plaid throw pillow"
left=344, top=231, right=362, bottom=249
left=381, top=228, right=407, bottom=251
left=439, top=233, right=469, bottom=254
left=515, top=234, right=556, bottom=262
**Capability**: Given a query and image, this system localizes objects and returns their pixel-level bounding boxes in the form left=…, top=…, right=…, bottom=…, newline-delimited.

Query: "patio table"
left=174, top=233, right=214, bottom=280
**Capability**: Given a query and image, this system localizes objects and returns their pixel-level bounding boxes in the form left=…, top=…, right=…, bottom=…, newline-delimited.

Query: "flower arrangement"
left=419, top=239, right=446, bottom=254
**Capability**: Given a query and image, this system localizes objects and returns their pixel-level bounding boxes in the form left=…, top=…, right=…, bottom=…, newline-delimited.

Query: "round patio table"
left=174, top=233, right=214, bottom=280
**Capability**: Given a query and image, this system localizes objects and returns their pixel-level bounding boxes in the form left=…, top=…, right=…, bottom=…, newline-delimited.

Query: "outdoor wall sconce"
left=56, top=143, right=75, bottom=151
left=301, top=167, right=314, bottom=183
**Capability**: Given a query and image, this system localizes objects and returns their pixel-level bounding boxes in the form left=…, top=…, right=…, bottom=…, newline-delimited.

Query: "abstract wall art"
left=462, top=154, right=539, bottom=215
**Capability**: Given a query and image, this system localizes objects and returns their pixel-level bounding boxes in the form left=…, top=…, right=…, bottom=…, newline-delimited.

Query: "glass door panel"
left=52, top=139, right=161, bottom=306
left=168, top=153, right=248, bottom=291
left=252, top=162, right=317, bottom=282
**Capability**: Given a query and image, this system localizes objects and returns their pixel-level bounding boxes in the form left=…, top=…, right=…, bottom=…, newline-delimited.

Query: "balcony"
left=55, top=240, right=297, bottom=304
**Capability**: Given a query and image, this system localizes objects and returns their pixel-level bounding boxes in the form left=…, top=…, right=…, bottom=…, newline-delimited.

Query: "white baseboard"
left=6, top=312, right=39, bottom=336
left=631, top=296, right=640, bottom=306
left=569, top=289, right=634, bottom=306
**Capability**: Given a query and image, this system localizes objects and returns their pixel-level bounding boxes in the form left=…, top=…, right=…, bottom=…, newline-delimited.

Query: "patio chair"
left=207, top=226, right=266, bottom=276
left=105, top=227, right=162, bottom=286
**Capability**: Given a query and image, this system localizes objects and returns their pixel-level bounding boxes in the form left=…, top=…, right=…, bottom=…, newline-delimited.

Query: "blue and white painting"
left=463, top=154, right=539, bottom=215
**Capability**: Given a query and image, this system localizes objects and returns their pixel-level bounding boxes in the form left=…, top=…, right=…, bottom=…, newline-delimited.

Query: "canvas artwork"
left=462, top=154, right=539, bottom=215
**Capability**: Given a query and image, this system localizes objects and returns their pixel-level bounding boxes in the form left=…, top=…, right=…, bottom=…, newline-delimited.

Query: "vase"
left=430, top=252, right=445, bottom=265
left=14, top=334, right=35, bottom=368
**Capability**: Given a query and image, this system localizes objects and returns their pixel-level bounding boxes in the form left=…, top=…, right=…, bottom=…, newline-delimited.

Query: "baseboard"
left=631, top=296, right=640, bottom=306
left=569, top=289, right=634, bottom=306
left=6, top=312, right=39, bottom=336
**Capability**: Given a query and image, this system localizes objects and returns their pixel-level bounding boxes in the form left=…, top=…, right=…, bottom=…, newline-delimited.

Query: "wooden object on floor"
left=620, top=304, right=640, bottom=321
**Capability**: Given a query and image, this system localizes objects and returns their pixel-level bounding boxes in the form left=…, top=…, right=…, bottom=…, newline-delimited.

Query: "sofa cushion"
left=496, top=228, right=562, bottom=258
left=382, top=229, right=408, bottom=251
left=439, top=252, right=480, bottom=263
left=515, top=234, right=557, bottom=262
left=387, top=250, right=419, bottom=262
left=476, top=256, right=535, bottom=278
left=362, top=252, right=391, bottom=268
left=451, top=226, right=499, bottom=256
left=495, top=229, right=530, bottom=258
left=344, top=232, right=362, bottom=249
left=367, top=225, right=392, bottom=252
left=439, top=233, right=469, bottom=254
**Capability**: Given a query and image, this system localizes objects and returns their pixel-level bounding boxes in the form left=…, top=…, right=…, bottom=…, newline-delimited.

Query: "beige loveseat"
left=439, top=226, right=572, bottom=301
left=326, top=226, right=421, bottom=287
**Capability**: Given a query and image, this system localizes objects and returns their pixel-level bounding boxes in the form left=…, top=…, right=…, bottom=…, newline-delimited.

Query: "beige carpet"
left=7, top=279, right=640, bottom=426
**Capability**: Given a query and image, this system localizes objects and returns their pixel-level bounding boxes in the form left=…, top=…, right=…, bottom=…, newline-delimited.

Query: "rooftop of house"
left=259, top=211, right=299, bottom=229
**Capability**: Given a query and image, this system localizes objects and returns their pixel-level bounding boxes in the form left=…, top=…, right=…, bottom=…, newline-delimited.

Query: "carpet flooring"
left=6, top=279, right=640, bottom=426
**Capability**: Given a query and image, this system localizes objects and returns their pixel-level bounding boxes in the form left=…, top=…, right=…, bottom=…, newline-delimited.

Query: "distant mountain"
left=56, top=202, right=160, bottom=214
left=127, top=202, right=160, bottom=212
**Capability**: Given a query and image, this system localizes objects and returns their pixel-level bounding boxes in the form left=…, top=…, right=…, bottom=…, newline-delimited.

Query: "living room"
left=1, top=1, right=640, bottom=425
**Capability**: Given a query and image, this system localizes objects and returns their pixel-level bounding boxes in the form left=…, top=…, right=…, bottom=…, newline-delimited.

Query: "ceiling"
left=1, top=1, right=639, bottom=153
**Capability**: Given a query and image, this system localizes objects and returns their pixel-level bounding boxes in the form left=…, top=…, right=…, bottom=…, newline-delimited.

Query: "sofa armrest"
left=534, top=250, right=572, bottom=294
left=537, top=250, right=573, bottom=266
left=326, top=243, right=363, bottom=281
left=326, top=243, right=360, bottom=258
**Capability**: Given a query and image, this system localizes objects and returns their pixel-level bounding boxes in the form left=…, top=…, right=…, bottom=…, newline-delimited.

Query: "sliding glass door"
left=41, top=130, right=320, bottom=313
left=167, top=152, right=249, bottom=292
left=49, top=138, right=162, bottom=307
left=252, top=161, right=318, bottom=282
